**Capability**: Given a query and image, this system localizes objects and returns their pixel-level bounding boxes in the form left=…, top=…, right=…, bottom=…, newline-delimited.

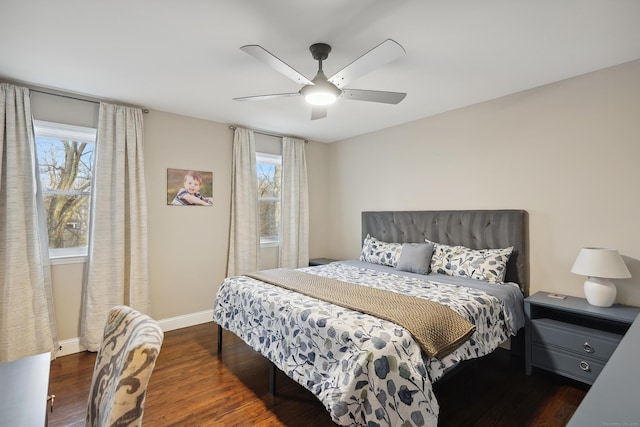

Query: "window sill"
left=50, top=255, right=87, bottom=266
left=260, top=242, right=280, bottom=249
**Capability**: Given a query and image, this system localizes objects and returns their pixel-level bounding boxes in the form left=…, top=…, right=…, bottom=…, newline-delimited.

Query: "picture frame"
left=167, top=168, right=213, bottom=206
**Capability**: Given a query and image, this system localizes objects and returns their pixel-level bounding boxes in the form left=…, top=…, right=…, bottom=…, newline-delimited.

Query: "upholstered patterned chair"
left=86, top=305, right=164, bottom=427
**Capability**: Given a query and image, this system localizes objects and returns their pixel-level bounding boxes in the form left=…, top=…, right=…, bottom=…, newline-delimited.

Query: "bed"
left=214, top=210, right=528, bottom=426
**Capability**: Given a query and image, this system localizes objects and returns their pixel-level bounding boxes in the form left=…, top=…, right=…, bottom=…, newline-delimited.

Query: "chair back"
left=86, top=305, right=163, bottom=427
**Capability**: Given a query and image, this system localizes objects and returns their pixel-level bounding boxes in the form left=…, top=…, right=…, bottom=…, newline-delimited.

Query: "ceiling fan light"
left=301, top=77, right=342, bottom=106
left=304, top=91, right=337, bottom=106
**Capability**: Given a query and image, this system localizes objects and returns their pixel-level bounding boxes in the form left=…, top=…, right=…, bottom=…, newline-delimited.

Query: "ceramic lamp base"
left=584, top=277, right=616, bottom=307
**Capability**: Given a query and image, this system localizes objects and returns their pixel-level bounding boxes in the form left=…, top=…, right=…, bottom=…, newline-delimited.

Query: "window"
left=33, top=120, right=96, bottom=260
left=256, top=152, right=281, bottom=246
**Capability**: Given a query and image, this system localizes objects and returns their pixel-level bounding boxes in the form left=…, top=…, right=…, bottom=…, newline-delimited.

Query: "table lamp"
left=571, top=247, right=631, bottom=307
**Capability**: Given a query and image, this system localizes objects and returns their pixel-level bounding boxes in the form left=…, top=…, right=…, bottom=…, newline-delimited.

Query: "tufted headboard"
left=361, top=210, right=529, bottom=295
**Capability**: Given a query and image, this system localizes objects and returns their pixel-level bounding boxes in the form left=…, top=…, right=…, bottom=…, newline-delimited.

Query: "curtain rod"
left=229, top=125, right=308, bottom=143
left=30, top=88, right=149, bottom=113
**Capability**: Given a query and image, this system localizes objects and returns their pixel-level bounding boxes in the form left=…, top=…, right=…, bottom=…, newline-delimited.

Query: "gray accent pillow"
left=396, top=243, right=435, bottom=275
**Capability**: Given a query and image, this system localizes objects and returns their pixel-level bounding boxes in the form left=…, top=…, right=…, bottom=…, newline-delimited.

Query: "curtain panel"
left=0, top=83, right=58, bottom=362
left=81, top=102, right=149, bottom=352
left=279, top=137, right=309, bottom=268
left=227, top=127, right=259, bottom=276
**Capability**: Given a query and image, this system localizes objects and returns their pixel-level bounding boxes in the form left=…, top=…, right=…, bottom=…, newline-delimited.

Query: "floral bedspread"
left=213, top=262, right=522, bottom=427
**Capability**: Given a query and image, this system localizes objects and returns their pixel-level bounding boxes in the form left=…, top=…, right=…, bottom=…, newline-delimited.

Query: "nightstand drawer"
left=531, top=344, right=606, bottom=384
left=531, top=318, right=623, bottom=360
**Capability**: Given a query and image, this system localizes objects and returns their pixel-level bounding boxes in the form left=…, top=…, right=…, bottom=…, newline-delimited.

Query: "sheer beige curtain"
left=80, top=102, right=149, bottom=351
left=227, top=127, right=259, bottom=276
left=0, top=83, right=58, bottom=362
left=279, top=137, right=309, bottom=268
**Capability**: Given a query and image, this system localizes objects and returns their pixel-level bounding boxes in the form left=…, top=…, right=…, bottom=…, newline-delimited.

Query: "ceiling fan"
left=233, top=39, right=407, bottom=120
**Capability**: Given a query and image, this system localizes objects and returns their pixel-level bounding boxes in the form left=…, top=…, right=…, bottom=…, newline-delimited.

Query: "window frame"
left=256, top=152, right=282, bottom=248
left=32, top=119, right=97, bottom=263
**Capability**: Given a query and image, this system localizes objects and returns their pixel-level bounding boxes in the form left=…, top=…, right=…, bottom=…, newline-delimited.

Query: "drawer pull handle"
left=579, top=361, right=591, bottom=372
left=583, top=342, right=593, bottom=353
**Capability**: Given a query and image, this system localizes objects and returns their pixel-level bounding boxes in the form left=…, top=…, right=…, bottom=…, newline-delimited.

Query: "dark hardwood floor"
left=48, top=322, right=587, bottom=426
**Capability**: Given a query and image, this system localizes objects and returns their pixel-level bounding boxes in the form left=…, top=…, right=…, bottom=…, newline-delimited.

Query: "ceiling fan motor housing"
left=309, top=43, right=331, bottom=61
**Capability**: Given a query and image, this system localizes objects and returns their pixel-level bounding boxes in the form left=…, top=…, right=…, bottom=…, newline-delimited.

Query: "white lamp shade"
left=571, top=247, right=631, bottom=279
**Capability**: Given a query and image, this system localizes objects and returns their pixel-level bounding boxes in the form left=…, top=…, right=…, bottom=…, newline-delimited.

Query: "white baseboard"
left=157, top=309, right=213, bottom=332
left=56, top=309, right=214, bottom=358
left=57, top=338, right=86, bottom=357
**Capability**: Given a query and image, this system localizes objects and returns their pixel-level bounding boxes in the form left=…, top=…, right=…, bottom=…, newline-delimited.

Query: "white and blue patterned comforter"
left=213, top=260, right=524, bottom=427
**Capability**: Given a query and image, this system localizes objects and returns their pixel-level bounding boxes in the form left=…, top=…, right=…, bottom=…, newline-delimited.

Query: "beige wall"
left=144, top=111, right=232, bottom=319
left=145, top=118, right=330, bottom=318
left=326, top=59, right=640, bottom=305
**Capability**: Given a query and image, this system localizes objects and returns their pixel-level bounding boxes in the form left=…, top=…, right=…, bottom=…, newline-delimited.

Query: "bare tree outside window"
left=257, top=153, right=281, bottom=245
left=33, top=120, right=96, bottom=257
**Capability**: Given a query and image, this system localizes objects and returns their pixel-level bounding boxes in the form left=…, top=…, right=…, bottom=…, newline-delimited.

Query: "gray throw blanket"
left=247, top=268, right=476, bottom=359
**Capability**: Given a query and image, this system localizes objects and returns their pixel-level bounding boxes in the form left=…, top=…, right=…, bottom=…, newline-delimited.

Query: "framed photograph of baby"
left=167, top=168, right=213, bottom=206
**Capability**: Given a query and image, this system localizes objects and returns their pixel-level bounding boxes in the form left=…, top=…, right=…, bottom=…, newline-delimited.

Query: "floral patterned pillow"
left=428, top=240, right=513, bottom=284
left=360, top=234, right=402, bottom=267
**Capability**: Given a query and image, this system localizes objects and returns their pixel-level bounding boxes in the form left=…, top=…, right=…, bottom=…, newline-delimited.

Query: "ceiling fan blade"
left=328, top=39, right=406, bottom=89
left=341, top=89, right=407, bottom=104
left=311, top=105, right=327, bottom=120
left=240, top=45, right=313, bottom=86
left=233, top=93, right=300, bottom=102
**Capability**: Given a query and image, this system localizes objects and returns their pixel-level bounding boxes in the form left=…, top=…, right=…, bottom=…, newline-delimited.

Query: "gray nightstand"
left=524, top=291, right=640, bottom=385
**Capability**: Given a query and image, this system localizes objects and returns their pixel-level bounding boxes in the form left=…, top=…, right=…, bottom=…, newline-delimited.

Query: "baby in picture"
left=171, top=171, right=213, bottom=206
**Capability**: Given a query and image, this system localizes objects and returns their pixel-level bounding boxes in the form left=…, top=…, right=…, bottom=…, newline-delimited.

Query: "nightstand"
left=308, top=258, right=338, bottom=266
left=525, top=291, right=640, bottom=385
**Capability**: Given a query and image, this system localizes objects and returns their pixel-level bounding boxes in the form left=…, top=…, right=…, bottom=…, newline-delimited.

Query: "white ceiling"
left=2, top=1, right=639, bottom=143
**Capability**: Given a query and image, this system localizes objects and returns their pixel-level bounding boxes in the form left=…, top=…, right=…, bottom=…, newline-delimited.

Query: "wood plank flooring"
left=47, top=322, right=587, bottom=426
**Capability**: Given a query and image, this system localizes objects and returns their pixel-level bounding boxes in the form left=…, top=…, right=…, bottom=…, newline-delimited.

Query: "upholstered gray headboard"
left=361, top=210, right=529, bottom=295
